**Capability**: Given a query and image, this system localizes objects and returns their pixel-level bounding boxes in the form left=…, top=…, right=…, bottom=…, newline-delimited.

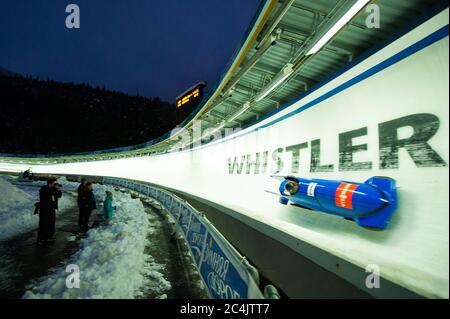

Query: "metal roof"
left=0, top=0, right=444, bottom=164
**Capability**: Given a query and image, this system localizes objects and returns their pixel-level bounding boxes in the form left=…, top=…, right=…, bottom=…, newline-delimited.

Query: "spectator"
left=37, top=177, right=62, bottom=242
left=22, top=168, right=32, bottom=179
left=76, top=178, right=87, bottom=228
left=78, top=181, right=97, bottom=232
left=103, top=191, right=116, bottom=223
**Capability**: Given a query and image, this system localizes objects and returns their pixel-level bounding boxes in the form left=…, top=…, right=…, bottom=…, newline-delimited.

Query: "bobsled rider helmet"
left=284, top=180, right=299, bottom=195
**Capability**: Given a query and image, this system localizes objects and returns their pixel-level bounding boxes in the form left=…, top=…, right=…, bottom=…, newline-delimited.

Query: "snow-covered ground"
left=0, top=177, right=36, bottom=241
left=0, top=177, right=73, bottom=241
left=23, top=180, right=171, bottom=299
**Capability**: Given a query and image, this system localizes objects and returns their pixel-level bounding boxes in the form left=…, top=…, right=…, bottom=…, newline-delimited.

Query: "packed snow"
left=23, top=181, right=171, bottom=299
left=0, top=177, right=73, bottom=241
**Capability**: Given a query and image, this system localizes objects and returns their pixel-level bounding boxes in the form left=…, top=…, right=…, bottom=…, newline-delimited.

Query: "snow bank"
left=0, top=177, right=34, bottom=208
left=23, top=183, right=171, bottom=299
left=0, top=177, right=37, bottom=241
left=0, top=177, right=75, bottom=241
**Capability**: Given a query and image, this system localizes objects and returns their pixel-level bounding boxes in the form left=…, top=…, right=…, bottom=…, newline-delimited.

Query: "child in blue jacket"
left=103, top=191, right=116, bottom=222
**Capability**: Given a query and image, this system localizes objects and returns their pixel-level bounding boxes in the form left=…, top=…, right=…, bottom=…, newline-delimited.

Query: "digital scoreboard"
left=176, top=81, right=206, bottom=109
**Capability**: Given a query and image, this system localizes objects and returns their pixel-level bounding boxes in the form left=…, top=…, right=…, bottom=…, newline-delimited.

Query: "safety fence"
left=96, top=176, right=277, bottom=299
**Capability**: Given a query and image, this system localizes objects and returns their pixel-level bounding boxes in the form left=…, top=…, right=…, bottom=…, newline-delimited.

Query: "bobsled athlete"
left=275, top=175, right=397, bottom=229
left=103, top=191, right=116, bottom=223
left=78, top=181, right=97, bottom=232
left=37, top=177, right=62, bottom=242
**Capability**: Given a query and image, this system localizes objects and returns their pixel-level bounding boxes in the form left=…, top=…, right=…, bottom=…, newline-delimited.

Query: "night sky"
left=0, top=0, right=262, bottom=102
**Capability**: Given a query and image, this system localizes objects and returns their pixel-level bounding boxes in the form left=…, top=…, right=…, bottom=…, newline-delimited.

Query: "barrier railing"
left=99, top=176, right=274, bottom=299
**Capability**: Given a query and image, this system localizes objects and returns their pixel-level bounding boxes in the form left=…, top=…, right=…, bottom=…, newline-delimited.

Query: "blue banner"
left=186, top=214, right=207, bottom=266
left=199, top=232, right=248, bottom=299
left=166, top=198, right=180, bottom=219
left=179, top=205, right=192, bottom=235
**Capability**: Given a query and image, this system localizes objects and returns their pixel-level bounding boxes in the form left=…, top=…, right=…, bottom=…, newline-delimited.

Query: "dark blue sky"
left=0, top=0, right=262, bottom=101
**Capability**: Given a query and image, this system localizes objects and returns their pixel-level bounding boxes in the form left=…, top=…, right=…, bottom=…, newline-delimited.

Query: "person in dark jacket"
left=37, top=177, right=62, bottom=242
left=78, top=181, right=97, bottom=232
left=55, top=183, right=62, bottom=208
left=22, top=168, right=32, bottom=179
left=77, top=178, right=87, bottom=227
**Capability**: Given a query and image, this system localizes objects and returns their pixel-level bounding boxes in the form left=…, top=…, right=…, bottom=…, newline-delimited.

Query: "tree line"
left=0, top=75, right=192, bottom=154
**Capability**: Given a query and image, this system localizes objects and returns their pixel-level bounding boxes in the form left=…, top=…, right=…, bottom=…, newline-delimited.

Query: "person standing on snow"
left=37, top=177, right=62, bottom=242
left=78, top=181, right=97, bottom=232
left=103, top=191, right=116, bottom=223
left=23, top=168, right=32, bottom=179
left=76, top=178, right=87, bottom=228
left=49, top=182, right=63, bottom=239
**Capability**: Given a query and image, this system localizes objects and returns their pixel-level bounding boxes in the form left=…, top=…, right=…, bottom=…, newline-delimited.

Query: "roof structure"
left=1, top=0, right=443, bottom=164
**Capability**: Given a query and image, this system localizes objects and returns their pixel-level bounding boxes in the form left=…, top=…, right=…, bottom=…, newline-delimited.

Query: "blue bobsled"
left=277, top=176, right=397, bottom=229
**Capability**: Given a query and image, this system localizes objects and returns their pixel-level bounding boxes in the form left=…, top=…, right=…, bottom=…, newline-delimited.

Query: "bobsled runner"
left=273, top=176, right=397, bottom=230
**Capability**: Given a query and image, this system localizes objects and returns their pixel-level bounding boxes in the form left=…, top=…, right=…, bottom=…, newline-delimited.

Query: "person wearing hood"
left=103, top=191, right=116, bottom=222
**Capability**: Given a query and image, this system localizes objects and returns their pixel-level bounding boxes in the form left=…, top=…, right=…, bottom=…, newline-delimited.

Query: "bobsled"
left=275, top=176, right=397, bottom=229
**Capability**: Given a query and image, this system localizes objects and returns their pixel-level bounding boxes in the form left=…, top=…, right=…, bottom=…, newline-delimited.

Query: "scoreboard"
left=176, top=81, right=206, bottom=109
